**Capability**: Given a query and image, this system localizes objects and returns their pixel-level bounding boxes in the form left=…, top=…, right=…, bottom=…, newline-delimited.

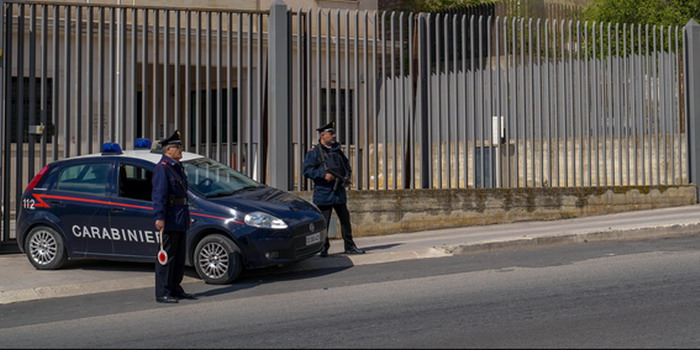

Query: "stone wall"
left=292, top=185, right=697, bottom=237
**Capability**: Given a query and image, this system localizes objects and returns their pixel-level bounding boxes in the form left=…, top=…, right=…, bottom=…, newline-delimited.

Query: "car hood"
left=205, top=186, right=320, bottom=222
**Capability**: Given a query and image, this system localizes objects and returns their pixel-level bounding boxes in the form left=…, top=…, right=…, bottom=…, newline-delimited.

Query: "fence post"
left=686, top=19, right=700, bottom=202
left=268, top=0, right=291, bottom=190
left=418, top=14, right=430, bottom=189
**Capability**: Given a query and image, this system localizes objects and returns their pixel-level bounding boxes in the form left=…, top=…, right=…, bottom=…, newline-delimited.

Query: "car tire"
left=194, top=234, right=242, bottom=284
left=25, top=225, right=68, bottom=270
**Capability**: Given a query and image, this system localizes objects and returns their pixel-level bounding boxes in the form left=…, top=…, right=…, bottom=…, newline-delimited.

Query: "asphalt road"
left=2, top=236, right=700, bottom=348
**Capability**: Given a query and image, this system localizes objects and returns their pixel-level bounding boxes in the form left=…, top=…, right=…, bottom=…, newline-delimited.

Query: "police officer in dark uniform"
left=152, top=130, right=197, bottom=303
left=303, top=121, right=365, bottom=257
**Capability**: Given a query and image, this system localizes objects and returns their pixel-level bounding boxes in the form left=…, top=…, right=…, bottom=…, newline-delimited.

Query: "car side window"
left=118, top=164, right=153, bottom=202
left=54, top=163, right=111, bottom=195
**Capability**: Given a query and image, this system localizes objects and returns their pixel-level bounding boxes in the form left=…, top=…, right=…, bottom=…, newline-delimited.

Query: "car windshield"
left=182, top=157, right=263, bottom=198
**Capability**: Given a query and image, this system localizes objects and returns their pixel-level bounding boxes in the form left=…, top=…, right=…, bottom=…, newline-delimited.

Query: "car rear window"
left=54, top=162, right=111, bottom=195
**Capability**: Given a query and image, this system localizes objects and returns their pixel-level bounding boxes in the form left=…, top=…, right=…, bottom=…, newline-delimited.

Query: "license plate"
left=306, top=232, right=321, bottom=246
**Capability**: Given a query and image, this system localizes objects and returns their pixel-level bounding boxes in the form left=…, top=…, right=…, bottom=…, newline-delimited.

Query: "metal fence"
left=1, top=1, right=268, bottom=240
left=0, top=1, right=692, bottom=243
left=287, top=8, right=687, bottom=191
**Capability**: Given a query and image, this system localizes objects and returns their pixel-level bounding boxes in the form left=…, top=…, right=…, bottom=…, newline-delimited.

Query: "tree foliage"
left=582, top=0, right=700, bottom=27
left=414, top=0, right=487, bottom=12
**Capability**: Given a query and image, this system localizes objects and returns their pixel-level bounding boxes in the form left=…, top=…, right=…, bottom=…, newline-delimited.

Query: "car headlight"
left=244, top=211, right=288, bottom=229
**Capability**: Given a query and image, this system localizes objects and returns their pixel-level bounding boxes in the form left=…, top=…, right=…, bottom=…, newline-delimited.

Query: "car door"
left=109, top=160, right=160, bottom=259
left=47, top=160, right=115, bottom=257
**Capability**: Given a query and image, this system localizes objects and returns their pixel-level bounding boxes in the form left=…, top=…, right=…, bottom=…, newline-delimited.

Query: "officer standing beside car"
left=152, top=130, right=197, bottom=303
left=303, top=121, right=365, bottom=257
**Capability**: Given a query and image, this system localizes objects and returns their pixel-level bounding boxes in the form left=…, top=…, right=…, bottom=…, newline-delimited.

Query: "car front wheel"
left=194, top=234, right=242, bottom=284
left=25, top=225, right=68, bottom=270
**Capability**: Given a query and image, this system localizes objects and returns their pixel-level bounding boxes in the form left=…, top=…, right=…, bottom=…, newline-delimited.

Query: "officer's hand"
left=324, top=173, right=334, bottom=182
left=155, top=220, right=164, bottom=231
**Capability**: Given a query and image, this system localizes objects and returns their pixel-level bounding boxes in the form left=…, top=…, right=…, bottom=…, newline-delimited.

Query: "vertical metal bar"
left=424, top=13, right=432, bottom=189
left=480, top=16, right=487, bottom=187
left=568, top=20, right=575, bottom=187
left=349, top=10, right=357, bottom=188
left=334, top=10, right=341, bottom=163
left=363, top=10, right=369, bottom=189
left=672, top=25, right=678, bottom=184
left=585, top=21, right=590, bottom=186
left=109, top=7, right=115, bottom=142
left=631, top=24, right=637, bottom=185
left=546, top=19, right=553, bottom=186
left=195, top=11, right=201, bottom=154
left=374, top=11, right=380, bottom=190
left=615, top=23, right=622, bottom=185
left=537, top=18, right=543, bottom=187
left=623, top=23, right=629, bottom=185
left=231, top=12, right=237, bottom=171
left=97, top=6, right=103, bottom=150
left=620, top=23, right=632, bottom=186
left=576, top=21, right=583, bottom=186
left=392, top=12, right=398, bottom=189
left=463, top=14, right=469, bottom=187
left=206, top=11, right=212, bottom=158
left=236, top=12, right=242, bottom=171
left=382, top=11, right=388, bottom=189
left=434, top=14, right=447, bottom=188
left=75, top=6, right=82, bottom=155
left=256, top=13, right=263, bottom=182
left=508, top=17, right=513, bottom=186
left=675, top=26, right=681, bottom=184
left=518, top=17, right=524, bottom=187
left=603, top=22, right=615, bottom=186
left=40, top=4, right=47, bottom=163
left=164, top=10, right=171, bottom=140
left=217, top=12, right=222, bottom=162
left=247, top=13, right=252, bottom=178
left=561, top=20, right=568, bottom=187
left=594, top=22, right=601, bottom=185
left=504, top=17, right=510, bottom=187
left=63, top=5, right=70, bottom=157
left=119, top=7, right=126, bottom=146
left=441, top=14, right=449, bottom=188
left=640, top=24, right=646, bottom=185
left=130, top=8, right=136, bottom=141
left=2, top=1, right=11, bottom=241
left=28, top=4, right=36, bottom=179
left=399, top=12, right=405, bottom=189
left=141, top=9, right=147, bottom=138
left=152, top=9, right=159, bottom=141
left=454, top=14, right=460, bottom=188
left=174, top=10, right=180, bottom=135
left=525, top=18, right=532, bottom=187
left=185, top=10, right=191, bottom=149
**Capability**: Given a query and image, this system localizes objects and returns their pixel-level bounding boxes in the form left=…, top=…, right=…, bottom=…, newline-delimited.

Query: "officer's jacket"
left=152, top=155, right=190, bottom=231
left=303, top=142, right=351, bottom=206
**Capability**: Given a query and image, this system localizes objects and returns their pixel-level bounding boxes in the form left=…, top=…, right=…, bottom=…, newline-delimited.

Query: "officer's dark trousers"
left=317, top=202, right=356, bottom=252
left=155, top=230, right=187, bottom=298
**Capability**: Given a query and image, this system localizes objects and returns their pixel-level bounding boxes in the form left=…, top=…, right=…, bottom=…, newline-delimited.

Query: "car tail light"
left=26, top=165, right=50, bottom=191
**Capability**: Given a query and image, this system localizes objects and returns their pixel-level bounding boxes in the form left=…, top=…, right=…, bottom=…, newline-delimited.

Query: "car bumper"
left=242, top=220, right=327, bottom=268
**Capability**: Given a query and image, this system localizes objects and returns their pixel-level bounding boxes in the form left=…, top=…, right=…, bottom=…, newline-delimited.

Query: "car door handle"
left=49, top=200, right=64, bottom=207
left=111, top=207, right=125, bottom=213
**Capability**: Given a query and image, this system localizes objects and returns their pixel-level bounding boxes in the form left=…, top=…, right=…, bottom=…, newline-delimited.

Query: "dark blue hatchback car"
left=16, top=142, right=326, bottom=284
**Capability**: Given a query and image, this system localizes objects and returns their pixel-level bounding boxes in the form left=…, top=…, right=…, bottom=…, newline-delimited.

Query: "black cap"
left=157, top=130, right=182, bottom=148
left=316, top=121, right=336, bottom=134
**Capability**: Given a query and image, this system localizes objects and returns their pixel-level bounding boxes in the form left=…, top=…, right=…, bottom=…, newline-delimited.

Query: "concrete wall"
left=292, top=185, right=697, bottom=236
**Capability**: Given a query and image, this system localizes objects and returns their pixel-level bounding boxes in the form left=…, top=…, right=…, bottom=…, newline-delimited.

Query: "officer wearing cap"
left=303, top=121, right=365, bottom=257
left=152, top=130, right=197, bottom=303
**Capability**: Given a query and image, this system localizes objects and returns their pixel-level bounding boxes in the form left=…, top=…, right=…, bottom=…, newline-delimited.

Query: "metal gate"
left=0, top=0, right=269, bottom=244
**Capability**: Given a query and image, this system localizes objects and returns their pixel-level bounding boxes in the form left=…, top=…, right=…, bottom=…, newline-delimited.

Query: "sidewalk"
left=2, top=204, right=700, bottom=305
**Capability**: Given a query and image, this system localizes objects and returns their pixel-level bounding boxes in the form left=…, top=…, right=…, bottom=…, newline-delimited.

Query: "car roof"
left=57, top=149, right=205, bottom=165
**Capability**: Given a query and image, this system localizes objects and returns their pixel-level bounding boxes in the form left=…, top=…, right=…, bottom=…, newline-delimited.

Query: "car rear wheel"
left=194, top=234, right=242, bottom=284
left=25, top=226, right=68, bottom=270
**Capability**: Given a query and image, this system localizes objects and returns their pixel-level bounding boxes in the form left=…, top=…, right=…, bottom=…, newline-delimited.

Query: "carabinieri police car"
left=16, top=139, right=326, bottom=284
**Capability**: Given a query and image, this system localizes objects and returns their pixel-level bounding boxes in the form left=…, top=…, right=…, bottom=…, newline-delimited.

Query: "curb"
left=443, top=222, right=700, bottom=255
